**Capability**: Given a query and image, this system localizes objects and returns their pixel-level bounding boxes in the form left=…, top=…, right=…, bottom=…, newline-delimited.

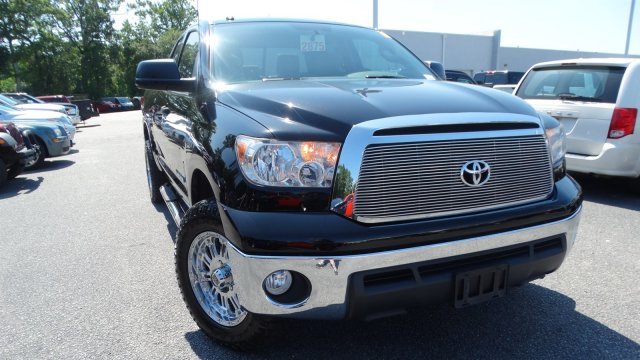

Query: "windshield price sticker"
left=300, top=35, right=326, bottom=52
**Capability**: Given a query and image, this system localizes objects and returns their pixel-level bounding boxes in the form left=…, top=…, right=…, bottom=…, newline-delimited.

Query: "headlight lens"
left=53, top=128, right=63, bottom=137
left=542, top=115, right=566, bottom=166
left=236, top=135, right=341, bottom=188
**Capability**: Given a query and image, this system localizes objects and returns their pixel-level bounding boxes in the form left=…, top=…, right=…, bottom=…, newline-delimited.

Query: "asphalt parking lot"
left=1, top=111, right=639, bottom=359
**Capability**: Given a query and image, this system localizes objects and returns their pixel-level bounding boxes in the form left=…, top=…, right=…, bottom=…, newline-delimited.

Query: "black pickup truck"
left=136, top=19, right=582, bottom=348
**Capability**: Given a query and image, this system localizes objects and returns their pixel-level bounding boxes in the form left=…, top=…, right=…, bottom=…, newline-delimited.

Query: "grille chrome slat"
left=364, top=143, right=546, bottom=157
left=355, top=184, right=553, bottom=200
left=358, top=162, right=550, bottom=179
left=358, top=169, right=550, bottom=184
left=353, top=135, right=553, bottom=222
left=361, top=187, right=546, bottom=205
left=358, top=194, right=552, bottom=213
left=359, top=157, right=550, bottom=172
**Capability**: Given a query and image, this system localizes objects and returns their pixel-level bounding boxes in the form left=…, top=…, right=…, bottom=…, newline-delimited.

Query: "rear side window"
left=516, top=66, right=625, bottom=103
left=178, top=32, right=199, bottom=78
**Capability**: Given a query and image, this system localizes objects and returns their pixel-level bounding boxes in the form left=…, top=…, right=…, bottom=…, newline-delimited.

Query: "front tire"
left=7, top=163, right=24, bottom=180
left=175, top=200, right=271, bottom=350
left=626, top=176, right=640, bottom=195
left=25, top=139, right=46, bottom=170
left=0, top=159, right=7, bottom=187
left=145, top=140, right=164, bottom=203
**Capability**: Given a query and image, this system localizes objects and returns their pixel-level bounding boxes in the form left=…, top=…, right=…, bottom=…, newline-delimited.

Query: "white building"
left=383, top=28, right=640, bottom=75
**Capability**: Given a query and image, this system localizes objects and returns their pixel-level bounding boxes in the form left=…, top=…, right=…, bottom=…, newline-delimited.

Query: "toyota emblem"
left=460, top=160, right=491, bottom=187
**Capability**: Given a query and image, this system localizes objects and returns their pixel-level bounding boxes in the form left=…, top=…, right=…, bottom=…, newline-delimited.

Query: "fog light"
left=264, top=270, right=292, bottom=295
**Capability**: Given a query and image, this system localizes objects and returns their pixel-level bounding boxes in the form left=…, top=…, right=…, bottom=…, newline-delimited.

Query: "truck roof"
left=209, top=18, right=367, bottom=29
left=532, top=57, right=640, bottom=68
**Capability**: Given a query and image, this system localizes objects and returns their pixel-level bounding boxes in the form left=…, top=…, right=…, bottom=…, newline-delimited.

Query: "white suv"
left=515, top=58, right=640, bottom=182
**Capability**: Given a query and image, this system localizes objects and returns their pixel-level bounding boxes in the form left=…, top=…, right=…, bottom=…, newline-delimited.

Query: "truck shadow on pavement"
left=154, top=202, right=178, bottom=242
left=571, top=173, right=640, bottom=212
left=0, top=176, right=44, bottom=200
left=184, top=283, right=639, bottom=359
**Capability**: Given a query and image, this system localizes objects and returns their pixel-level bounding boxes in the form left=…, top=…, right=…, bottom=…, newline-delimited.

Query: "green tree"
left=132, top=0, right=197, bottom=36
left=0, top=0, right=60, bottom=91
left=53, top=0, right=122, bottom=99
left=117, top=0, right=197, bottom=96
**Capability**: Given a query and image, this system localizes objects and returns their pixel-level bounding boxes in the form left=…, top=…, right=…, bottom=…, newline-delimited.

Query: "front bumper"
left=227, top=205, right=581, bottom=319
left=567, top=140, right=640, bottom=178
left=47, top=137, right=71, bottom=157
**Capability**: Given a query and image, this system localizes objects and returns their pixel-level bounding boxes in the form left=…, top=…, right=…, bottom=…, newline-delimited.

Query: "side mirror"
left=135, top=59, right=196, bottom=92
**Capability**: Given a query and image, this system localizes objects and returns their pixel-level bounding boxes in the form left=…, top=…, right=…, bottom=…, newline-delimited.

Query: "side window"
left=171, top=35, right=185, bottom=61
left=178, top=32, right=199, bottom=78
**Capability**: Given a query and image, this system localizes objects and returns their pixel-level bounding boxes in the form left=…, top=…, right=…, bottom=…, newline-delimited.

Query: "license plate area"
left=454, top=264, right=508, bottom=308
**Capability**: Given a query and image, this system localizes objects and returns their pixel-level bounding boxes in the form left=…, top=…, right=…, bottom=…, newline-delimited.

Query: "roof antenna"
left=226, top=16, right=235, bottom=21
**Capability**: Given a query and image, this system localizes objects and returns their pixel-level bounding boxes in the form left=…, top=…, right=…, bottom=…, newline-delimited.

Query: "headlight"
left=235, top=135, right=341, bottom=188
left=53, top=128, right=63, bottom=137
left=541, top=114, right=566, bottom=166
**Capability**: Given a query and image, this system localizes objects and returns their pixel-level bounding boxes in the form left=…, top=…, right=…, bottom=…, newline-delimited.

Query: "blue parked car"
left=0, top=104, right=71, bottom=169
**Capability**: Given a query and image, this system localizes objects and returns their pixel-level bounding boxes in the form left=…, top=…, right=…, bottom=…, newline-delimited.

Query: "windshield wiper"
left=557, top=93, right=602, bottom=102
left=261, top=76, right=302, bottom=81
left=364, top=75, right=406, bottom=79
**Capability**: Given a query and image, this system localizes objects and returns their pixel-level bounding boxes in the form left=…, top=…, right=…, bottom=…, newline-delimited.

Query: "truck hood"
left=217, top=79, right=539, bottom=141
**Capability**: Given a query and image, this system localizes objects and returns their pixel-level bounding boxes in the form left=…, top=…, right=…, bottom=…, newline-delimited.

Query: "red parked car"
left=93, top=100, right=120, bottom=113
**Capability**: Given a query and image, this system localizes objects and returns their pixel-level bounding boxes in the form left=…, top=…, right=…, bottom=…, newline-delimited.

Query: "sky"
left=117, top=0, right=640, bottom=55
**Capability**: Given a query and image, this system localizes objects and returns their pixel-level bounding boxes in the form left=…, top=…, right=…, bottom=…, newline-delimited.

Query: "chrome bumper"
left=227, top=206, right=582, bottom=319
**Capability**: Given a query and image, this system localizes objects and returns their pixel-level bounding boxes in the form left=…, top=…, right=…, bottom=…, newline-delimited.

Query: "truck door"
left=159, top=30, right=201, bottom=196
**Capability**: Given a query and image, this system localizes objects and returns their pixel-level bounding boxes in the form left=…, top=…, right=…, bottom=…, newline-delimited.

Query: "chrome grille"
left=354, top=135, right=553, bottom=222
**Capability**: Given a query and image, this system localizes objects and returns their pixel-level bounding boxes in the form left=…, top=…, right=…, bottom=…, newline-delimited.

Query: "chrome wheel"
left=188, top=231, right=247, bottom=327
left=25, top=145, right=41, bottom=168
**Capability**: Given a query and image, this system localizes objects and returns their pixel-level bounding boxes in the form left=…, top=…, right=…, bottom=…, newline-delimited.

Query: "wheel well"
left=143, top=125, right=149, bottom=141
left=190, top=169, right=214, bottom=205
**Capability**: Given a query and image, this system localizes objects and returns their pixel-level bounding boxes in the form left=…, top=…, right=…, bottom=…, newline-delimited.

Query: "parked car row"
left=0, top=102, right=78, bottom=188
left=2, top=92, right=143, bottom=121
left=93, top=97, right=140, bottom=113
left=37, top=94, right=98, bottom=121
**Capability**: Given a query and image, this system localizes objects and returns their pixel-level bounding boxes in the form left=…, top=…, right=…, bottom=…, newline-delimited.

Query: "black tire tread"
left=175, top=199, right=272, bottom=351
left=7, top=163, right=24, bottom=180
left=0, top=159, right=7, bottom=188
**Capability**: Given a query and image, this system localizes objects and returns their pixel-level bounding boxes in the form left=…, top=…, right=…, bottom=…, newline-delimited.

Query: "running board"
left=159, top=184, right=184, bottom=226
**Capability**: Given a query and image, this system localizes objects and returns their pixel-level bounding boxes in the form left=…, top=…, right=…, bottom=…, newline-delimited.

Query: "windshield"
left=211, top=22, right=434, bottom=83
left=0, top=94, right=20, bottom=108
left=484, top=73, right=508, bottom=85
left=516, top=66, right=625, bottom=103
left=0, top=104, right=18, bottom=112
